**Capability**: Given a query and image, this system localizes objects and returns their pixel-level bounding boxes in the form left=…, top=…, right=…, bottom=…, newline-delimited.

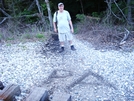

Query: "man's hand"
left=54, top=28, right=58, bottom=33
left=71, top=28, right=74, bottom=33
left=69, top=20, right=74, bottom=33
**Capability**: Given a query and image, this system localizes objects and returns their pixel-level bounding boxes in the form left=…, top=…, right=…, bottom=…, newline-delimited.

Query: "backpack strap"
left=56, top=11, right=58, bottom=23
left=55, top=11, right=58, bottom=28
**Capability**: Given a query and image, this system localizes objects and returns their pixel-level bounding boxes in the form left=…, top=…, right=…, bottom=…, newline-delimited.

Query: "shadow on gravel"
left=44, top=69, right=73, bottom=84
left=44, top=68, right=117, bottom=92
left=66, top=69, right=117, bottom=91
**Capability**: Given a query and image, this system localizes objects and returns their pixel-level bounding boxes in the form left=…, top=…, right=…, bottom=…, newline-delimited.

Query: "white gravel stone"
left=0, top=38, right=134, bottom=101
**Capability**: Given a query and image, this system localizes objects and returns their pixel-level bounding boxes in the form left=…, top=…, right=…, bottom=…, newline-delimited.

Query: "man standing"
left=53, top=2, right=76, bottom=53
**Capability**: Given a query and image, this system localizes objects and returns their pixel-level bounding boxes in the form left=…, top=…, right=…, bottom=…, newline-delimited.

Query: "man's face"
left=58, top=4, right=64, bottom=12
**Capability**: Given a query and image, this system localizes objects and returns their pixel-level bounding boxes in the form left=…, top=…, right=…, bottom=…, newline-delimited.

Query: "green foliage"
left=21, top=9, right=33, bottom=15
left=35, top=33, right=45, bottom=38
left=130, top=1, right=134, bottom=5
left=23, top=33, right=33, bottom=39
left=92, top=12, right=99, bottom=17
left=76, top=14, right=85, bottom=22
left=20, top=9, right=38, bottom=23
left=41, top=3, right=47, bottom=10
left=7, top=37, right=14, bottom=40
left=41, top=3, right=47, bottom=15
left=124, top=7, right=128, bottom=15
left=74, top=27, right=78, bottom=34
left=0, top=35, right=2, bottom=40
left=18, top=45, right=27, bottom=50
left=41, top=1, right=53, bottom=15
left=111, top=1, right=126, bottom=14
left=109, top=1, right=128, bottom=24
left=6, top=43, right=11, bottom=46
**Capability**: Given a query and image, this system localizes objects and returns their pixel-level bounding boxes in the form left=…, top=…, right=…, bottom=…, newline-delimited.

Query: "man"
left=53, top=2, right=76, bottom=53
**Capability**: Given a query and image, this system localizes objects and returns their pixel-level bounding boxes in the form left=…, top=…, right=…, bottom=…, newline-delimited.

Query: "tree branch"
left=35, top=0, right=42, bottom=13
left=111, top=11, right=122, bottom=20
left=27, top=0, right=36, bottom=11
left=113, top=0, right=128, bottom=22
left=120, top=28, right=130, bottom=45
left=103, top=0, right=112, bottom=22
left=0, top=18, right=7, bottom=25
left=80, top=0, right=84, bottom=14
left=0, top=13, right=48, bottom=19
left=0, top=8, right=11, bottom=17
left=106, top=0, right=122, bottom=20
left=35, top=0, right=47, bottom=29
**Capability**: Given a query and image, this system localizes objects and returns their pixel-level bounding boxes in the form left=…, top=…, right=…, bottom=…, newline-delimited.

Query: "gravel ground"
left=0, top=37, right=134, bottom=101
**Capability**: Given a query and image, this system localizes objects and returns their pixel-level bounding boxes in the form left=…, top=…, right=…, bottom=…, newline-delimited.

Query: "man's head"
left=58, top=2, right=64, bottom=12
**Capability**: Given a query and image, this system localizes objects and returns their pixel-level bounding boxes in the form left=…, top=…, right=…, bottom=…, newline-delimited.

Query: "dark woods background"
left=0, top=0, right=133, bottom=23
left=51, top=0, right=107, bottom=19
left=0, top=0, right=107, bottom=19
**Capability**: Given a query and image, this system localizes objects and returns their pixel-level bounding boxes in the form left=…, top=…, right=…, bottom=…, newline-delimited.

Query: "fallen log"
left=0, top=84, right=21, bottom=101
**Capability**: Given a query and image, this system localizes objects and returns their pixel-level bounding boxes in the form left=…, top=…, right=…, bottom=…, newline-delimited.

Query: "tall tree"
left=45, top=0, right=53, bottom=30
left=35, top=0, right=47, bottom=29
left=127, top=0, right=132, bottom=24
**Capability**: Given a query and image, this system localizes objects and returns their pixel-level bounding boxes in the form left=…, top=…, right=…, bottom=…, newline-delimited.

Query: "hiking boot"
left=58, top=47, right=64, bottom=53
left=71, top=45, right=76, bottom=51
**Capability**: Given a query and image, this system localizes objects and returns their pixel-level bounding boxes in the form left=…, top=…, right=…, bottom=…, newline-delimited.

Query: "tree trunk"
left=0, top=8, right=11, bottom=17
left=0, top=0, right=4, bottom=9
left=45, top=0, right=53, bottom=30
left=35, top=0, right=47, bottom=30
left=35, top=0, right=42, bottom=13
left=105, top=0, right=112, bottom=24
left=79, top=0, right=84, bottom=14
left=127, top=0, right=132, bottom=24
left=12, top=0, right=16, bottom=16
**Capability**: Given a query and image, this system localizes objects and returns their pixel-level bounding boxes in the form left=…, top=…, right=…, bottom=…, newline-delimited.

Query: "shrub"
left=35, top=33, right=45, bottom=38
left=76, top=14, right=86, bottom=22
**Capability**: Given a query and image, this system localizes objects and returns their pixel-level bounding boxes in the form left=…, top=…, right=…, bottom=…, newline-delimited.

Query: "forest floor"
left=75, top=20, right=134, bottom=53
